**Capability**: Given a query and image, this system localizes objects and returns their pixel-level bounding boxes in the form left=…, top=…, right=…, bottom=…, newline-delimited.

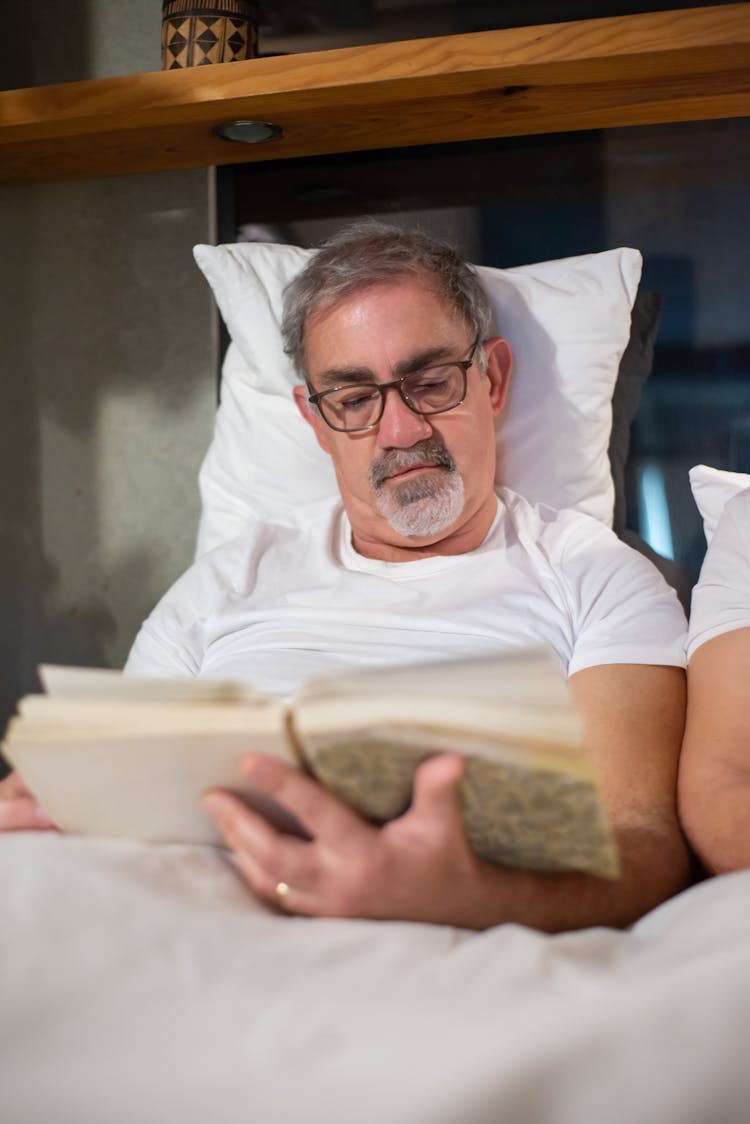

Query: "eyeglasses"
left=307, top=335, right=481, bottom=433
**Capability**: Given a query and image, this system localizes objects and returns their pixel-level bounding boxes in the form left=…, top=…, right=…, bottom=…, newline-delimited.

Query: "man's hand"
left=0, top=771, right=57, bottom=832
left=204, top=752, right=493, bottom=926
left=205, top=665, right=690, bottom=932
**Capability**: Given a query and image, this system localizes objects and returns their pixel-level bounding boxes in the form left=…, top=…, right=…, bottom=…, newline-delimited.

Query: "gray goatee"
left=369, top=437, right=465, bottom=538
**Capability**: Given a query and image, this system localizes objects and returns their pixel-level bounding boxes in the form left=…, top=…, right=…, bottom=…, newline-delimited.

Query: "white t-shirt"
left=126, top=490, right=686, bottom=696
left=688, top=488, right=750, bottom=659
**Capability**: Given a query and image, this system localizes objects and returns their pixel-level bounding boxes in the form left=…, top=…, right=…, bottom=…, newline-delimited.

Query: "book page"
left=40, top=664, right=268, bottom=704
left=4, top=675, right=300, bottom=846
left=293, top=648, right=585, bottom=764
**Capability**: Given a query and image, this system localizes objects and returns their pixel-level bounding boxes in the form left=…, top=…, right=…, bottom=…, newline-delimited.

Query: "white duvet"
left=1, top=834, right=749, bottom=1124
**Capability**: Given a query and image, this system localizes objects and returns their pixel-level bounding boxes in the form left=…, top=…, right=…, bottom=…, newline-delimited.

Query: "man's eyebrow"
left=394, top=344, right=456, bottom=376
left=313, top=344, right=459, bottom=390
left=313, top=366, right=375, bottom=391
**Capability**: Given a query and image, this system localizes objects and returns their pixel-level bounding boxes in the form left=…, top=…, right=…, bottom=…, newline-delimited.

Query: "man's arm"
left=205, top=662, right=689, bottom=932
left=678, top=627, right=750, bottom=874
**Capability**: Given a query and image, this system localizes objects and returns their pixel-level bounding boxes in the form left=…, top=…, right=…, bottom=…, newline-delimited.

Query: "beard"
left=369, top=436, right=465, bottom=538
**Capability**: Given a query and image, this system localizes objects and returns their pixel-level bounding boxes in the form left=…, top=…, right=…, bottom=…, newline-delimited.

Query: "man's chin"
left=375, top=482, right=466, bottom=540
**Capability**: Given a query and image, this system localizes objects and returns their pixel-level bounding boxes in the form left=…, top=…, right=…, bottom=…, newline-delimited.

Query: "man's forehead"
left=302, top=278, right=465, bottom=364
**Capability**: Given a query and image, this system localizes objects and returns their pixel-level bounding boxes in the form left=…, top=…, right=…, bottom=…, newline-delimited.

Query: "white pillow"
left=689, top=464, right=750, bottom=544
left=193, top=241, right=642, bottom=556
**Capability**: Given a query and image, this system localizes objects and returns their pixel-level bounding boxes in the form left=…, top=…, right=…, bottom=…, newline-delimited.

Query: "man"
left=0, top=223, right=689, bottom=931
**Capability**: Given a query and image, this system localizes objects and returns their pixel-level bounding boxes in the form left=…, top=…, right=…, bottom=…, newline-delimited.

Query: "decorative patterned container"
left=161, top=0, right=259, bottom=68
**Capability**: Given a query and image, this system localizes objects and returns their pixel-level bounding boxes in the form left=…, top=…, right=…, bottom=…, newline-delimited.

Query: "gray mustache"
left=370, top=438, right=456, bottom=489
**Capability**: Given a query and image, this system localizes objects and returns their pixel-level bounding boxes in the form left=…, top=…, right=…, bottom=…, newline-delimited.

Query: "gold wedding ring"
left=275, top=881, right=290, bottom=900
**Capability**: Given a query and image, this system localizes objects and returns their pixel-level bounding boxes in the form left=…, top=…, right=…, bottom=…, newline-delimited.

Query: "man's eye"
left=411, top=369, right=452, bottom=391
left=339, top=389, right=378, bottom=410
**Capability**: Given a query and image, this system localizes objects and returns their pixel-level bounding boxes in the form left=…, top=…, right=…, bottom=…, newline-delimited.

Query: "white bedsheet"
left=1, top=834, right=749, bottom=1124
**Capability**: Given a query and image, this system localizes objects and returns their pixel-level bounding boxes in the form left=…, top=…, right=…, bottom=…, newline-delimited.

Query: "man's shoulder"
left=200, top=496, right=342, bottom=559
left=494, top=487, right=673, bottom=589
left=495, top=487, right=615, bottom=547
left=177, top=496, right=343, bottom=602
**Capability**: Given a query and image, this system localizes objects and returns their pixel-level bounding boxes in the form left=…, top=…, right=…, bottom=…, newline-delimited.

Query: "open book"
left=2, top=649, right=620, bottom=879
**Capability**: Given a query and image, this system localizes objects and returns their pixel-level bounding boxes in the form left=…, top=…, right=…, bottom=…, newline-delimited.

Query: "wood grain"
left=1, top=4, right=748, bottom=182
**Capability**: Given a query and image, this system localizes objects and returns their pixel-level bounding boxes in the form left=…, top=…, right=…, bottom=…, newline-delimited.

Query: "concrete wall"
left=0, top=2, right=216, bottom=734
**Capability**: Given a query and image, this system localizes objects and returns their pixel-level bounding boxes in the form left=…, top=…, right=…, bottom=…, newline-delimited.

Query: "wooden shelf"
left=1, top=3, right=749, bottom=183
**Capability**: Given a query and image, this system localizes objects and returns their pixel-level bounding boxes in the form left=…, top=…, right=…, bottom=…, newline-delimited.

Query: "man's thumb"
left=409, top=752, right=465, bottom=818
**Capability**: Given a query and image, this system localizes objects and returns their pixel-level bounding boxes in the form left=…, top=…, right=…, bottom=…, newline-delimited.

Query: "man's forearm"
left=680, top=772, right=750, bottom=876
left=680, top=632, right=750, bottom=876
left=463, top=822, right=690, bottom=933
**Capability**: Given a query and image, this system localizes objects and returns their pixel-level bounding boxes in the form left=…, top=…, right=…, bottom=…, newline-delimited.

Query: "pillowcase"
left=193, top=241, right=643, bottom=556
left=689, top=464, right=750, bottom=544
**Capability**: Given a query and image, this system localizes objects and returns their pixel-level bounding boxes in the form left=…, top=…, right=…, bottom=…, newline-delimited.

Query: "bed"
left=2, top=239, right=748, bottom=1123
left=2, top=834, right=750, bottom=1123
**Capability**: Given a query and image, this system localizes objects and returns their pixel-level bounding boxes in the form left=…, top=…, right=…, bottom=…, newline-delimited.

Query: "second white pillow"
left=689, top=464, right=750, bottom=544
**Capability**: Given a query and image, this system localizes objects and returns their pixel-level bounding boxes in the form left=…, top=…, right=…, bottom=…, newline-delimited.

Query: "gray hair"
left=280, top=221, right=492, bottom=380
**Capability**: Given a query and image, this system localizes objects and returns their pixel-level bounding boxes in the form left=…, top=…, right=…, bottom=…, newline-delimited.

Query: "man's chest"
left=196, top=556, right=574, bottom=692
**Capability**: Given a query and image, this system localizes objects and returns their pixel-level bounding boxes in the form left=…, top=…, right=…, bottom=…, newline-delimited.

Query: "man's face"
left=293, top=278, right=510, bottom=560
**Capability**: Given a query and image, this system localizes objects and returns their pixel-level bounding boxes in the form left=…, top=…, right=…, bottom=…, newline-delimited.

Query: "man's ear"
left=292, top=384, right=332, bottom=454
left=482, top=337, right=513, bottom=417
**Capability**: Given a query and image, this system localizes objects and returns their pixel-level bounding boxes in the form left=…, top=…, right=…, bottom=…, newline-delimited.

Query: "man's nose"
left=376, top=385, right=433, bottom=448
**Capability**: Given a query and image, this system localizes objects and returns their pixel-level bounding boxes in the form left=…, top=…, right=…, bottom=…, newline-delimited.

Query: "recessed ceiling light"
left=213, top=120, right=283, bottom=144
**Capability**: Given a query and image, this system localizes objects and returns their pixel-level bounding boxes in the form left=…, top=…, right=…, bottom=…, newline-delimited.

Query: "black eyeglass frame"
left=306, top=334, right=482, bottom=433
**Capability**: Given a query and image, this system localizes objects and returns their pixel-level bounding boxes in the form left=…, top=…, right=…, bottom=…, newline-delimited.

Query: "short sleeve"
left=549, top=514, right=688, bottom=675
left=688, top=489, right=750, bottom=659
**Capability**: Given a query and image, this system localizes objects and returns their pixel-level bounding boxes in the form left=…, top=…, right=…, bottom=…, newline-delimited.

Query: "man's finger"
left=203, top=786, right=321, bottom=872
left=204, top=791, right=292, bottom=904
left=203, top=789, right=321, bottom=888
left=238, top=753, right=366, bottom=841
left=0, top=771, right=31, bottom=799
left=204, top=788, right=293, bottom=859
left=0, top=797, right=57, bottom=832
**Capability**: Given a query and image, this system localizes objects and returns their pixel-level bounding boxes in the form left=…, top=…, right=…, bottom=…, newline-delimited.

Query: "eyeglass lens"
left=320, top=364, right=466, bottom=432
